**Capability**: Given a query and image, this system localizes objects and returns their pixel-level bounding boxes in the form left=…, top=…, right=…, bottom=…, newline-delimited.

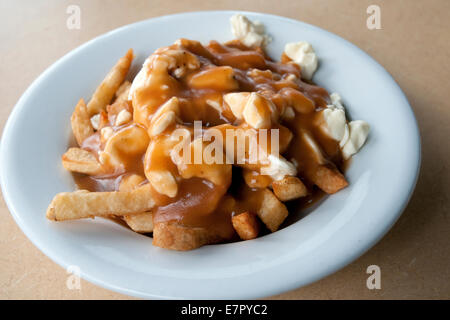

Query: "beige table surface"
left=1, top=0, right=449, bottom=300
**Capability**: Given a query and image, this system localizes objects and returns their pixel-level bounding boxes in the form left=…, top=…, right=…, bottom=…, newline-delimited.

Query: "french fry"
left=232, top=211, right=259, bottom=240
left=123, top=212, right=154, bottom=233
left=114, top=80, right=131, bottom=103
left=152, top=221, right=224, bottom=251
left=71, top=99, right=94, bottom=146
left=46, top=183, right=155, bottom=221
left=295, top=129, right=348, bottom=194
left=119, top=174, right=153, bottom=232
left=307, top=164, right=348, bottom=194
left=87, top=49, right=134, bottom=116
left=62, top=147, right=103, bottom=175
left=256, top=188, right=288, bottom=232
left=272, top=176, right=308, bottom=201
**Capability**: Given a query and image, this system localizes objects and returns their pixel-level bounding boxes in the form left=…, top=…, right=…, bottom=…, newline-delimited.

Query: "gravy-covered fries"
left=47, top=14, right=369, bottom=251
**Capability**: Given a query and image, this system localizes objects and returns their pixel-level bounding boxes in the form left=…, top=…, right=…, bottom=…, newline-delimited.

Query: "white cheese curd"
left=230, top=14, right=271, bottom=47
left=328, top=92, right=344, bottom=110
left=322, top=108, right=347, bottom=141
left=100, top=126, right=114, bottom=141
left=90, top=114, right=100, bottom=130
left=339, top=124, right=350, bottom=148
left=282, top=106, right=295, bottom=119
left=320, top=92, right=370, bottom=158
left=320, top=92, right=348, bottom=142
left=260, top=155, right=297, bottom=181
left=284, top=41, right=318, bottom=80
left=115, top=109, right=132, bottom=126
left=341, top=120, right=370, bottom=159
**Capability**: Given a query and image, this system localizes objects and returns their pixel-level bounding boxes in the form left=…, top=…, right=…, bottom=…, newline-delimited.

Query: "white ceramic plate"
left=0, top=11, right=420, bottom=299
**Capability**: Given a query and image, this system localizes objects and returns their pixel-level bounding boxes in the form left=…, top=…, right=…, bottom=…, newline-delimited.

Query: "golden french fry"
left=272, top=176, right=308, bottom=201
left=46, top=184, right=155, bottom=221
left=295, top=129, right=348, bottom=194
left=123, top=212, right=154, bottom=233
left=71, top=99, right=94, bottom=146
left=152, top=221, right=225, bottom=251
left=256, top=188, right=288, bottom=232
left=62, top=147, right=103, bottom=175
left=118, top=174, right=153, bottom=232
left=308, top=164, right=348, bottom=194
left=232, top=211, right=259, bottom=240
left=114, top=80, right=131, bottom=103
left=87, top=49, right=134, bottom=116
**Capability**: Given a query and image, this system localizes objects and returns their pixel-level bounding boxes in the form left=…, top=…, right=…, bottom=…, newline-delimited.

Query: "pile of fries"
left=47, top=29, right=367, bottom=250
